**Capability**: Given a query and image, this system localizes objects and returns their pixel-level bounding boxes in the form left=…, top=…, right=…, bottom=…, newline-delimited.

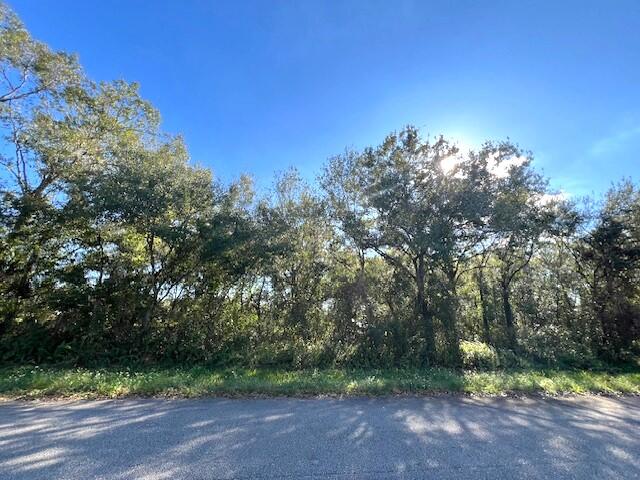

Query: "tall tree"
left=577, top=181, right=640, bottom=358
left=487, top=143, right=561, bottom=349
left=327, top=127, right=503, bottom=364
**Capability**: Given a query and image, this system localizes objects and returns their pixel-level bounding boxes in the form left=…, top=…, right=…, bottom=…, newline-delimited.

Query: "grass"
left=1, top=365, right=639, bottom=399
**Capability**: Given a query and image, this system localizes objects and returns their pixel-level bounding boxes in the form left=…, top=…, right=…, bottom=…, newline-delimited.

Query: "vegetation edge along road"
left=1, top=366, right=639, bottom=400
left=1, top=4, right=639, bottom=378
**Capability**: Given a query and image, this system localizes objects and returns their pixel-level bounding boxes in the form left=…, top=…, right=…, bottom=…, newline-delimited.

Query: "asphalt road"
left=1, top=395, right=639, bottom=479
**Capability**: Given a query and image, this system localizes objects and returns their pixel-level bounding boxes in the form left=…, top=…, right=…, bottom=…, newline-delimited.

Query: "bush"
left=519, top=324, right=600, bottom=368
left=460, top=340, right=499, bottom=370
left=496, top=348, right=532, bottom=369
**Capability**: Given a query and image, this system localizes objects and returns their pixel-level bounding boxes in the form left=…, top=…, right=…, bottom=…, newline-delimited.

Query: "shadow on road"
left=1, top=395, right=639, bottom=479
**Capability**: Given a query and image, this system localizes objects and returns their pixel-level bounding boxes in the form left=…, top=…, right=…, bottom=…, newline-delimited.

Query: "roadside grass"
left=1, top=366, right=639, bottom=399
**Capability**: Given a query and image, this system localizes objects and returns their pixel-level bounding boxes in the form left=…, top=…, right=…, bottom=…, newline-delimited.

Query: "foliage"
left=459, top=340, right=499, bottom=370
left=0, top=3, right=639, bottom=371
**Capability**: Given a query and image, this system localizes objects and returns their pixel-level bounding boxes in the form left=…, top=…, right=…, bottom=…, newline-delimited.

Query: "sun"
left=440, top=139, right=474, bottom=174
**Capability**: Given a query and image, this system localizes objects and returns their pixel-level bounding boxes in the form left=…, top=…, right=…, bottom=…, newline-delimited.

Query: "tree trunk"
left=415, top=255, right=435, bottom=365
left=476, top=269, right=491, bottom=344
left=501, top=278, right=517, bottom=349
left=143, top=233, right=159, bottom=340
left=442, top=271, right=461, bottom=366
left=357, top=250, right=375, bottom=327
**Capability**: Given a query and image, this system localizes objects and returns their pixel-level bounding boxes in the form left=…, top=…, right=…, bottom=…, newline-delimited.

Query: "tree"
left=486, top=142, right=561, bottom=349
left=325, top=127, right=502, bottom=364
left=1, top=1, right=638, bottom=368
left=577, top=181, right=640, bottom=358
left=321, top=150, right=378, bottom=344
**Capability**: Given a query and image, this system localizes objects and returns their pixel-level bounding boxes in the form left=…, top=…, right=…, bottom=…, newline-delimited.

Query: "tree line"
left=1, top=4, right=638, bottom=367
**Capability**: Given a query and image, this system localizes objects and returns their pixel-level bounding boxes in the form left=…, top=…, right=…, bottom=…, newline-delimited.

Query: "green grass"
left=1, top=366, right=639, bottom=399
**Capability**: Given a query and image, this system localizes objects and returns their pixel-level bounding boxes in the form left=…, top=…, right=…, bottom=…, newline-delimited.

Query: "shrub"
left=519, top=324, right=599, bottom=368
left=460, top=340, right=499, bottom=370
left=496, top=348, right=532, bottom=369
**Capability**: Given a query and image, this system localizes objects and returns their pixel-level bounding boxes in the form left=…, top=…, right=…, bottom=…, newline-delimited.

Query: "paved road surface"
left=1, top=395, right=639, bottom=479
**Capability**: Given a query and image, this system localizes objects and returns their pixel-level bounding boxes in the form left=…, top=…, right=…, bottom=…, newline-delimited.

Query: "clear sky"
left=9, top=0, right=640, bottom=196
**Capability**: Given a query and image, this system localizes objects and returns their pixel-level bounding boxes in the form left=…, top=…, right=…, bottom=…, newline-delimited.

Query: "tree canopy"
left=0, top=4, right=638, bottom=368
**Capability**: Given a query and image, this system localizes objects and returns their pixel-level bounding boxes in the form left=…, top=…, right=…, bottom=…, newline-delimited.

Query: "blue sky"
left=10, top=0, right=640, bottom=196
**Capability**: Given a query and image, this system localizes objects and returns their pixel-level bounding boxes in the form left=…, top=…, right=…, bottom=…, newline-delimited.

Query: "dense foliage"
left=1, top=5, right=638, bottom=368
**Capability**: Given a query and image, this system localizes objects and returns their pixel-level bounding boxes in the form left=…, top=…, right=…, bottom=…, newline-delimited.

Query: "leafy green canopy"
left=0, top=3, right=638, bottom=367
